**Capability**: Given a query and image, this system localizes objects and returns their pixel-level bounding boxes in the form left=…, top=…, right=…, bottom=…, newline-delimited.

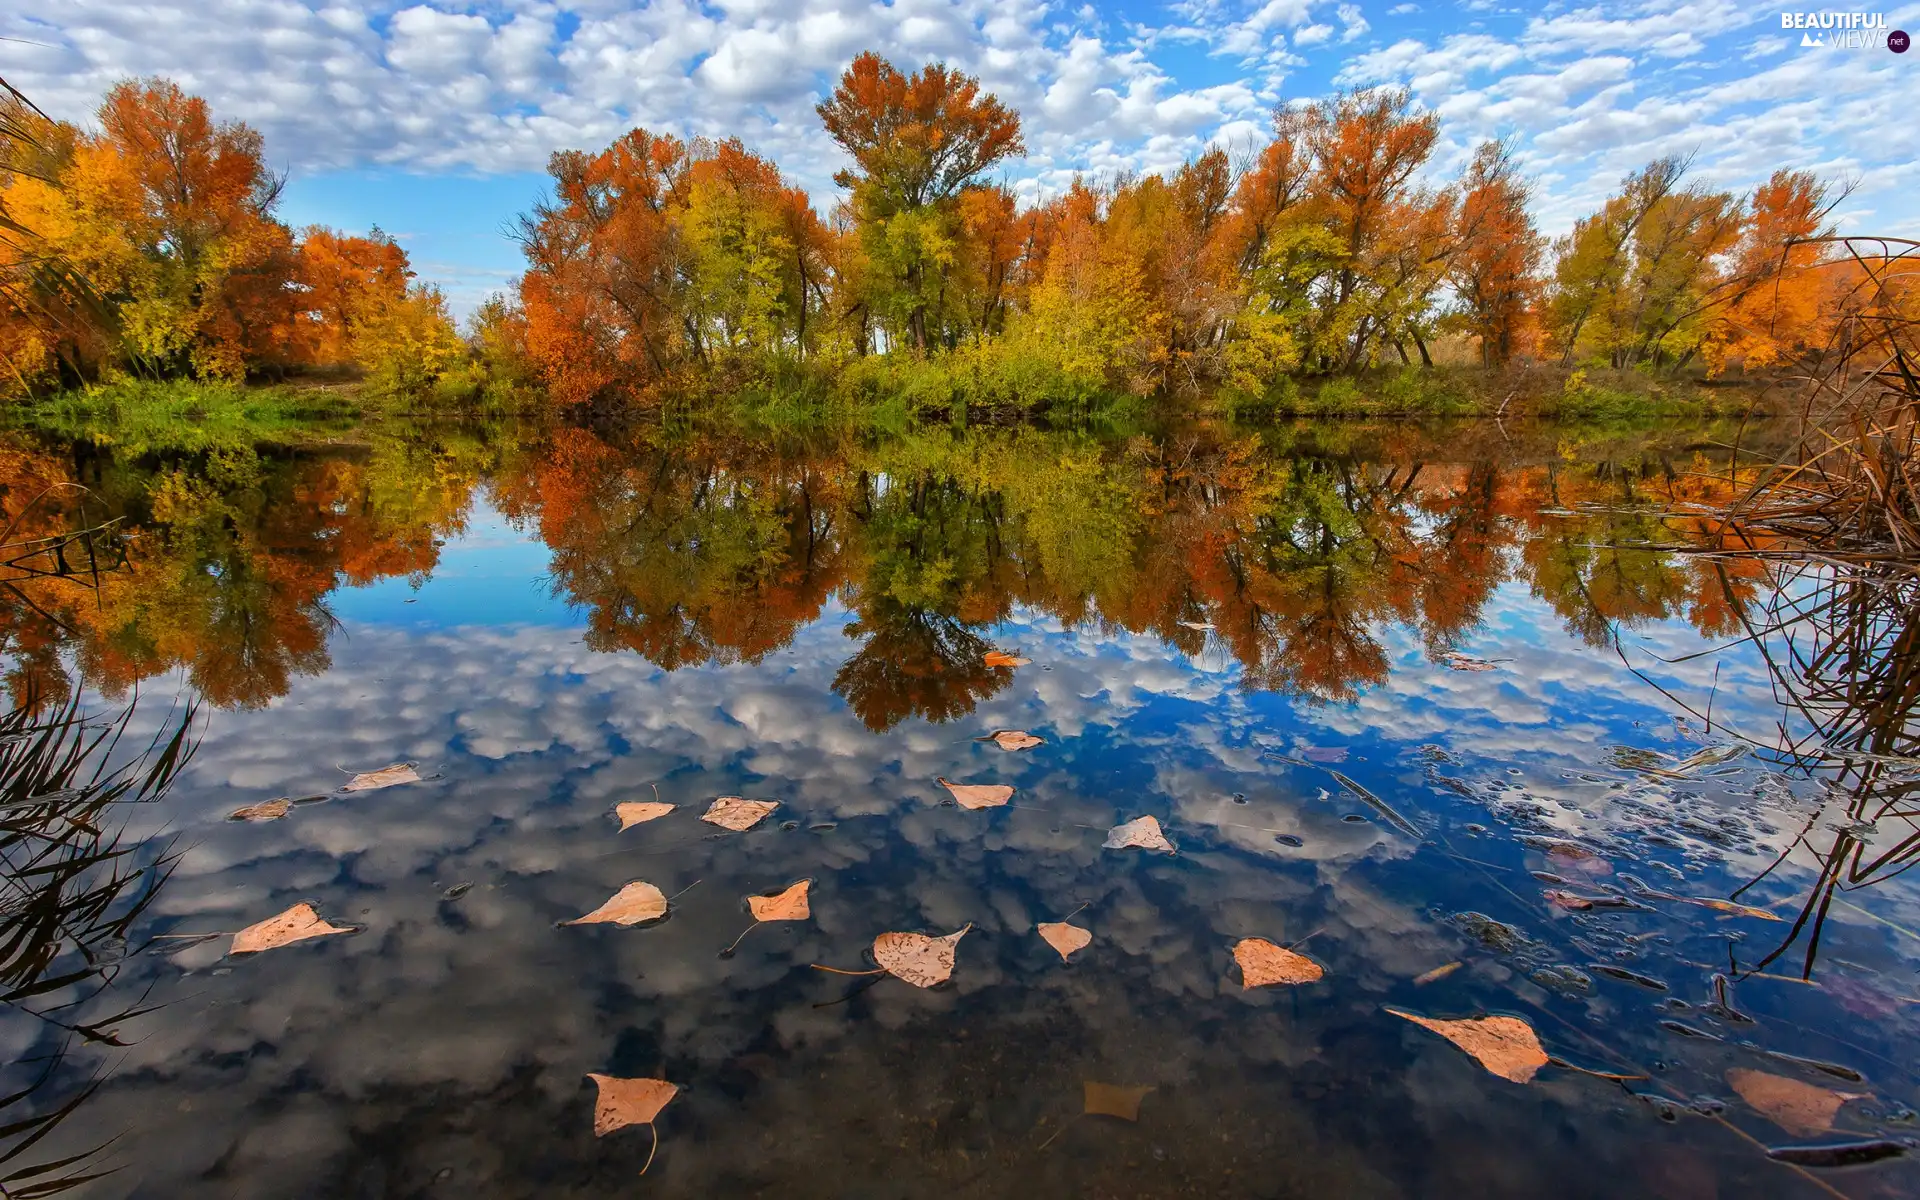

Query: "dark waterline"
left=1, top=419, right=1915, bottom=1198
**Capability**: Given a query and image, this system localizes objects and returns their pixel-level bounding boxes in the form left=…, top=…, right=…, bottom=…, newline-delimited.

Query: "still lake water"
left=2, top=418, right=1916, bottom=1198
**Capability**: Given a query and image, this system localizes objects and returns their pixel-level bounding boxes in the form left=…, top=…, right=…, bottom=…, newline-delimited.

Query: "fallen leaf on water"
left=616, top=801, right=675, bottom=830
left=1438, top=651, right=1499, bottom=672
left=701, top=797, right=778, bottom=831
left=564, top=881, right=669, bottom=926
left=747, top=879, right=812, bottom=922
left=937, top=777, right=1014, bottom=810
left=229, top=798, right=291, bottom=822
left=1233, top=938, right=1324, bottom=987
left=1726, top=1068, right=1865, bottom=1137
left=1103, top=815, right=1175, bottom=854
left=1177, top=620, right=1214, bottom=632
left=1038, top=922, right=1092, bottom=961
left=1544, top=889, right=1597, bottom=911
left=588, top=1073, right=678, bottom=1137
left=340, top=762, right=421, bottom=792
left=1413, top=961, right=1463, bottom=986
left=980, top=729, right=1043, bottom=752
left=873, top=925, right=970, bottom=988
left=1636, top=888, right=1781, bottom=921
left=983, top=650, right=1030, bottom=668
left=1387, top=1007, right=1549, bottom=1083
left=231, top=903, right=352, bottom=955
left=1083, top=1082, right=1153, bottom=1121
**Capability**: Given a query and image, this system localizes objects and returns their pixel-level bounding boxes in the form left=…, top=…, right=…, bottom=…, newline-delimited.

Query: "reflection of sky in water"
left=25, top=499, right=1920, bottom=1198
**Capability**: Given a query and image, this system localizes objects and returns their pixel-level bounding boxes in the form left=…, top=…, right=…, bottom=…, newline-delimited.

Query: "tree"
left=1450, top=141, right=1543, bottom=366
left=817, top=53, right=1023, bottom=350
left=1702, top=170, right=1844, bottom=372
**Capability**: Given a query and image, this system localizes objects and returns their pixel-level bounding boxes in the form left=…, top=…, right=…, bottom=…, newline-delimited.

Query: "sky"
left=4, top=0, right=1918, bottom=316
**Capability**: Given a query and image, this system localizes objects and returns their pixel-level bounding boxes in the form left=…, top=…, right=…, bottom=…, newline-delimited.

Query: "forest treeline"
left=1, top=58, right=1898, bottom=410
left=0, top=79, right=467, bottom=398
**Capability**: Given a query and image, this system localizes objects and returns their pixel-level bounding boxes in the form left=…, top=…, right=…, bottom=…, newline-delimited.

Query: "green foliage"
left=7, top=378, right=360, bottom=454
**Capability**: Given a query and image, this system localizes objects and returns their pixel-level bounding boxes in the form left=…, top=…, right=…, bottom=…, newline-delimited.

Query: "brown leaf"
left=701, top=797, right=778, bottom=831
left=341, top=762, right=421, bottom=792
left=1038, top=922, right=1091, bottom=961
left=231, top=903, right=352, bottom=955
left=564, top=881, right=669, bottom=926
left=1438, top=651, right=1499, bottom=671
left=983, top=729, right=1043, bottom=751
left=1642, top=890, right=1782, bottom=921
left=1543, top=889, right=1595, bottom=911
left=1103, top=815, right=1174, bottom=854
left=873, top=925, right=970, bottom=988
left=983, top=650, right=1030, bottom=668
left=1083, top=1082, right=1154, bottom=1121
left=229, top=798, right=291, bottom=822
left=1726, top=1068, right=1865, bottom=1137
left=1540, top=841, right=1611, bottom=878
left=1413, top=961, right=1463, bottom=986
left=616, top=801, right=675, bottom=830
left=1233, top=937, right=1324, bottom=988
left=747, top=880, right=811, bottom=922
left=937, top=777, right=1013, bottom=810
left=587, top=1074, right=678, bottom=1136
left=1387, top=1007, right=1549, bottom=1083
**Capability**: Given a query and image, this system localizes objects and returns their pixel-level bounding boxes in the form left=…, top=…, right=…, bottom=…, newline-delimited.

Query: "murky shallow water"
left=3, top=421, right=1917, bottom=1198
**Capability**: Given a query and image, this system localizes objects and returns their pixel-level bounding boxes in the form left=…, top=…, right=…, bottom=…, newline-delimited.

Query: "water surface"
left=2, top=419, right=1915, bottom=1198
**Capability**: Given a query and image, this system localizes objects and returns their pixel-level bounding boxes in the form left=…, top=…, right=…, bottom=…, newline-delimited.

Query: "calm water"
left=2, top=419, right=1916, bottom=1198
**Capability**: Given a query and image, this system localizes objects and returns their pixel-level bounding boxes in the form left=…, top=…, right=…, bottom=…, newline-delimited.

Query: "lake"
left=2, top=416, right=1915, bottom=1198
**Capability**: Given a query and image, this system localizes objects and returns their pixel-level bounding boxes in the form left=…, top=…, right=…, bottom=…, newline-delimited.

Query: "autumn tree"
left=1449, top=141, right=1543, bottom=366
left=817, top=53, right=1024, bottom=350
left=1701, top=170, right=1844, bottom=372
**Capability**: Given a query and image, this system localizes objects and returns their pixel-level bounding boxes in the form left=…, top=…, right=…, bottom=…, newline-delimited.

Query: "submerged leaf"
left=1083, top=1082, right=1153, bottom=1121
left=229, top=798, right=291, bottom=822
left=1387, top=1007, right=1549, bottom=1083
left=616, top=801, right=675, bottom=830
left=1726, top=1068, right=1865, bottom=1137
left=981, top=729, right=1043, bottom=752
left=983, top=650, right=1030, bottom=668
left=1038, top=922, right=1092, bottom=961
left=1413, top=961, right=1463, bottom=986
left=231, top=903, right=352, bottom=955
left=873, top=925, right=971, bottom=988
left=1103, top=815, right=1175, bottom=854
left=1233, top=937, right=1324, bottom=988
left=747, top=880, right=812, bottom=922
left=701, top=797, right=778, bottom=831
left=564, top=881, right=669, bottom=927
left=587, top=1074, right=678, bottom=1136
left=341, top=762, right=421, bottom=792
left=937, top=777, right=1014, bottom=810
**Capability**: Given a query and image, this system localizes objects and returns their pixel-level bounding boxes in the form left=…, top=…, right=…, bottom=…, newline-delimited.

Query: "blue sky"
left=5, top=0, right=1917, bottom=316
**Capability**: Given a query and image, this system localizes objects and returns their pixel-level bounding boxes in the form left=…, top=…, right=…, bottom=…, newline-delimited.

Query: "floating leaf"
left=1233, top=937, right=1324, bottom=988
left=340, top=762, right=421, bottom=792
left=588, top=1073, right=678, bottom=1137
left=747, top=880, right=812, bottom=922
left=873, top=925, right=970, bottom=988
left=1176, top=620, right=1214, bottom=632
left=701, top=797, right=778, bottom=831
left=1726, top=1068, right=1865, bottom=1137
left=937, top=777, right=1013, bottom=810
left=1103, top=815, right=1174, bottom=854
left=231, top=903, right=352, bottom=955
left=1544, top=889, right=1597, bottom=911
left=229, top=798, right=291, bottom=822
left=1636, top=887, right=1781, bottom=921
left=1438, top=651, right=1499, bottom=672
left=980, top=729, right=1043, bottom=752
left=1038, top=922, right=1092, bottom=961
left=616, top=801, right=675, bottom=830
left=1388, top=1007, right=1549, bottom=1083
left=1083, top=1082, right=1153, bottom=1121
left=564, top=881, right=669, bottom=927
left=1413, top=961, right=1463, bottom=986
left=983, top=650, right=1030, bottom=668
